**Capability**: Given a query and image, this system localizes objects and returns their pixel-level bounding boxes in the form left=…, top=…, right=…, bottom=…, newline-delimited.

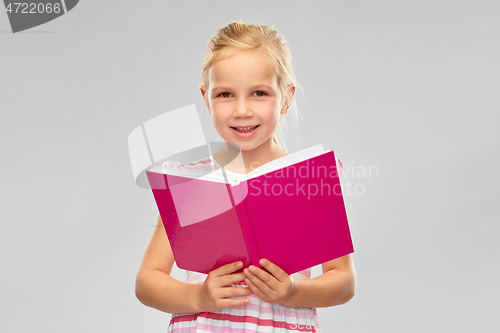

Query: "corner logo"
left=3, top=0, right=79, bottom=33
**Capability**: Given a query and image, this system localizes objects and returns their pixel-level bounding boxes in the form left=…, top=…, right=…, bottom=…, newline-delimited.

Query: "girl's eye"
left=220, top=92, right=232, bottom=98
left=254, top=91, right=266, bottom=97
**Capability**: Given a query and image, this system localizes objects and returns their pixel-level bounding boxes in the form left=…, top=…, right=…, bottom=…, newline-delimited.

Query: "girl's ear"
left=199, top=85, right=211, bottom=115
left=289, top=83, right=296, bottom=99
left=281, top=83, right=296, bottom=115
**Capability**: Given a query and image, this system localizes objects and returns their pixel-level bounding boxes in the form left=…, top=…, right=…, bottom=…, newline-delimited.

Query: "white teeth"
left=234, top=125, right=257, bottom=130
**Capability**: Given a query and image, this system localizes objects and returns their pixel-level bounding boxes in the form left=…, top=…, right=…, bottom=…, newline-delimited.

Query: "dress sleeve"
left=161, top=160, right=184, bottom=169
left=336, top=158, right=343, bottom=178
left=161, top=158, right=214, bottom=172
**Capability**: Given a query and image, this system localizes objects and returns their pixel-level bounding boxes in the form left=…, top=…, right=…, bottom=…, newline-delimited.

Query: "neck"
left=214, top=138, right=289, bottom=174
left=241, top=137, right=286, bottom=173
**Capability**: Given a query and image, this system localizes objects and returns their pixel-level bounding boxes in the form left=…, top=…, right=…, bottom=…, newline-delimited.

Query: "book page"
left=239, top=144, right=326, bottom=182
left=147, top=144, right=326, bottom=184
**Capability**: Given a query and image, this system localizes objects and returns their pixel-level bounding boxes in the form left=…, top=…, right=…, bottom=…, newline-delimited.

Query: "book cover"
left=145, top=146, right=354, bottom=275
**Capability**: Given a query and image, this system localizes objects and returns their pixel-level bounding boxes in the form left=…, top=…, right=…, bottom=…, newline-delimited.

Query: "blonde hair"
left=201, top=21, right=299, bottom=152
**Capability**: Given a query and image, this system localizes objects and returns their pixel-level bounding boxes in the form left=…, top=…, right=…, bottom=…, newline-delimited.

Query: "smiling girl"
left=135, top=22, right=356, bottom=332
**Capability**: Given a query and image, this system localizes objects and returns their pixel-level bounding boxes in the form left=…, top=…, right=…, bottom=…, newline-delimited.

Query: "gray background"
left=1, top=1, right=499, bottom=332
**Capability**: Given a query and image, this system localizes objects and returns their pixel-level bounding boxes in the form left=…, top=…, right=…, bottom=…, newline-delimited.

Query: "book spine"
left=227, top=182, right=261, bottom=268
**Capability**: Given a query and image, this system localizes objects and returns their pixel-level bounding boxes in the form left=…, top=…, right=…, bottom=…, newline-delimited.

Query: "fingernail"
left=249, top=266, right=256, bottom=273
left=260, top=259, right=267, bottom=265
left=237, top=262, right=242, bottom=267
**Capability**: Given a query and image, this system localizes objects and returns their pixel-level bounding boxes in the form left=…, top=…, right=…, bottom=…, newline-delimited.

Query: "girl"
left=135, top=22, right=356, bottom=332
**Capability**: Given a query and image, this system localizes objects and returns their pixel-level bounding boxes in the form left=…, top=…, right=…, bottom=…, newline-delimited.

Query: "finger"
left=212, top=261, right=243, bottom=277
left=218, top=272, right=248, bottom=287
left=220, top=286, right=253, bottom=299
left=259, top=259, right=290, bottom=283
left=244, top=267, right=275, bottom=295
left=245, top=265, right=277, bottom=288
left=222, top=272, right=247, bottom=286
left=221, top=297, right=251, bottom=308
left=244, top=276, right=269, bottom=301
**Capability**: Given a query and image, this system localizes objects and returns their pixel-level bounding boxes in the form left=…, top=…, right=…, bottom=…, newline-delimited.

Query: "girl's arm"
left=243, top=254, right=355, bottom=308
left=283, top=254, right=356, bottom=308
left=135, top=216, right=252, bottom=314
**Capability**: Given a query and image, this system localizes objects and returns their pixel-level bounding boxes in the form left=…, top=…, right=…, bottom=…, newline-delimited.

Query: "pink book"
left=145, top=145, right=354, bottom=275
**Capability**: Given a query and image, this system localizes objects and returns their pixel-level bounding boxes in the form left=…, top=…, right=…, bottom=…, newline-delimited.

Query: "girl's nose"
left=234, top=99, right=253, bottom=117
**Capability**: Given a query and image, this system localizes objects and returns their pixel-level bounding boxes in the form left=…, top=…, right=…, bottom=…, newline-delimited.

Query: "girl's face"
left=201, top=50, right=286, bottom=152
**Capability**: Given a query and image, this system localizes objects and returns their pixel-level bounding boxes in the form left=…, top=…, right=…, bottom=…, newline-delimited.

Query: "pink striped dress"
left=161, top=155, right=343, bottom=332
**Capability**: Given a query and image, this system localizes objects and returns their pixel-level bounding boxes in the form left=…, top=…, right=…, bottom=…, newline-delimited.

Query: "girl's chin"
left=223, top=140, right=257, bottom=151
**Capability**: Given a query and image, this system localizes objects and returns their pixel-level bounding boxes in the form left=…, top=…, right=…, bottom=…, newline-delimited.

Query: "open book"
left=145, top=144, right=354, bottom=275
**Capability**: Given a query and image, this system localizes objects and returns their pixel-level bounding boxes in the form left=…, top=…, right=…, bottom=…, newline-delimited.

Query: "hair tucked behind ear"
left=201, top=21, right=299, bottom=152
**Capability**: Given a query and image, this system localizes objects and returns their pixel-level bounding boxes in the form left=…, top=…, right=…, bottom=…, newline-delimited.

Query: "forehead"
left=208, top=50, right=278, bottom=87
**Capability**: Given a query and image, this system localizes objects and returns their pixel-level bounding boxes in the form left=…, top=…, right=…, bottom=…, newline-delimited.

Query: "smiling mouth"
left=230, top=125, right=260, bottom=133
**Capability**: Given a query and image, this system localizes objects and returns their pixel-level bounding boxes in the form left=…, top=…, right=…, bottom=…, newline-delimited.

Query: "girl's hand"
left=243, top=258, right=297, bottom=305
left=197, top=261, right=253, bottom=312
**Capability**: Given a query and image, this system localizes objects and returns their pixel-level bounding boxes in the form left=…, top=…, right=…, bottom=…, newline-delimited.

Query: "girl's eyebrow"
left=250, top=84, right=274, bottom=90
left=211, top=86, right=232, bottom=92
left=211, top=84, right=275, bottom=91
